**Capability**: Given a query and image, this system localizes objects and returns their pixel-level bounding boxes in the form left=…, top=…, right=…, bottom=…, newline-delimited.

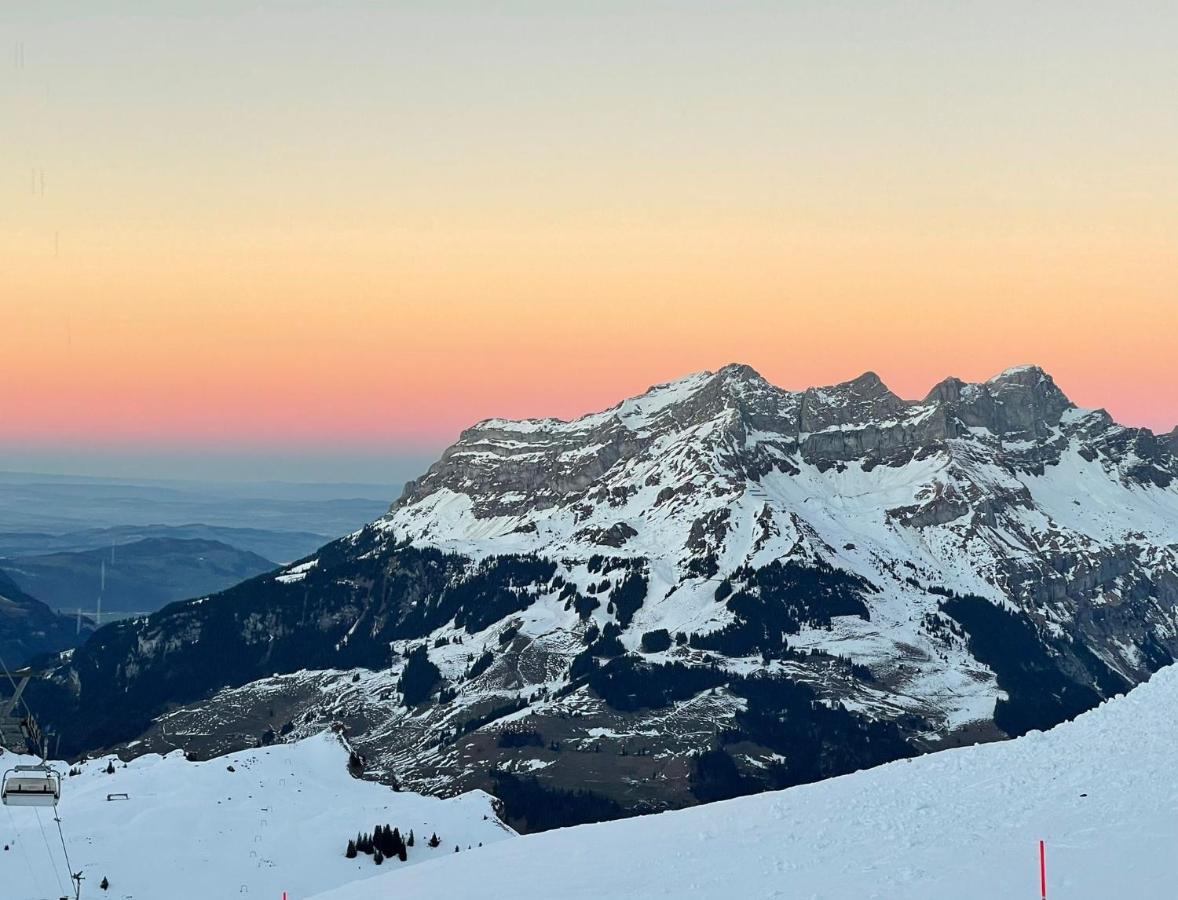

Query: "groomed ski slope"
left=0, top=733, right=512, bottom=900
left=315, top=665, right=1178, bottom=899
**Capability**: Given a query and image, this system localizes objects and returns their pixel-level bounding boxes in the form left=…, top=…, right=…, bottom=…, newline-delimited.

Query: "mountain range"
left=30, top=364, right=1178, bottom=829
left=0, top=471, right=394, bottom=559
left=0, top=523, right=329, bottom=566
left=2, top=537, right=278, bottom=615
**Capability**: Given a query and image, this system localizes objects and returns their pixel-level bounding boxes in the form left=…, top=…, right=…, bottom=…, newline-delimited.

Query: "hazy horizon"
left=2, top=358, right=1174, bottom=484
left=0, top=447, right=432, bottom=487
left=2, top=358, right=1178, bottom=485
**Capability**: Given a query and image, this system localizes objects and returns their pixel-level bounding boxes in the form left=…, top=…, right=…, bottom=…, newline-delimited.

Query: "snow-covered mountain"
left=386, top=362, right=1178, bottom=728
left=36, top=364, right=1178, bottom=828
left=312, top=663, right=1178, bottom=900
left=0, top=732, right=511, bottom=900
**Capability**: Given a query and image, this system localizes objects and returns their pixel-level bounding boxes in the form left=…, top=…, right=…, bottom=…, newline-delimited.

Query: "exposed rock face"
left=36, top=364, right=1178, bottom=827
left=397, top=364, right=1169, bottom=512
left=1164, top=428, right=1178, bottom=456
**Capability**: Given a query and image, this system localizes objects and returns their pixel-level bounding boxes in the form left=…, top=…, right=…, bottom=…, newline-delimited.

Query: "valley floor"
left=313, top=665, right=1178, bottom=900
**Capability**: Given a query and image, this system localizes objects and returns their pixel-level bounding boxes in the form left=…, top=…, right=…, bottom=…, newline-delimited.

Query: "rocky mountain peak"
left=798, top=371, right=906, bottom=434
left=923, top=376, right=968, bottom=405
left=919, top=366, right=1075, bottom=441
left=395, top=364, right=1154, bottom=517
left=714, top=362, right=767, bottom=384
left=977, top=365, right=1074, bottom=439
left=651, top=365, right=775, bottom=422
left=850, top=370, right=888, bottom=391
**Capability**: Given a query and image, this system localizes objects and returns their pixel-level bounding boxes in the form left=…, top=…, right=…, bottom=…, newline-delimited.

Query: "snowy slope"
left=0, top=733, right=512, bottom=900
left=315, top=666, right=1178, bottom=900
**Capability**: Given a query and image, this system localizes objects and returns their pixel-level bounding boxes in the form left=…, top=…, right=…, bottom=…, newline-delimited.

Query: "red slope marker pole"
left=1039, top=840, right=1047, bottom=899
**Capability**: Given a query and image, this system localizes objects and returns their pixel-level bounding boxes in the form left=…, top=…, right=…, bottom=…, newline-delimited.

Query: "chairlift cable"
left=56, top=808, right=82, bottom=899
left=34, top=806, right=67, bottom=896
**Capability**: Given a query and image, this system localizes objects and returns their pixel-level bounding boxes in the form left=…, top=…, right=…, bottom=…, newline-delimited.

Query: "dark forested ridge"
left=0, top=568, right=89, bottom=669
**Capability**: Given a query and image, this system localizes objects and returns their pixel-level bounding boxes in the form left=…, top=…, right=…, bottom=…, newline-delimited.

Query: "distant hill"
left=0, top=523, right=329, bottom=566
left=3, top=538, right=278, bottom=615
left=0, top=568, right=89, bottom=668
left=0, top=471, right=395, bottom=542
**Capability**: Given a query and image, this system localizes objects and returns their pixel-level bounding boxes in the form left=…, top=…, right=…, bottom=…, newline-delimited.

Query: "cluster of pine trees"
left=345, top=825, right=441, bottom=865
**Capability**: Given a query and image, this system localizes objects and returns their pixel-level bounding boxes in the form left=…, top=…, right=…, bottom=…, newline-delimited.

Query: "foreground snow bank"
left=315, top=666, right=1178, bottom=899
left=0, top=732, right=511, bottom=900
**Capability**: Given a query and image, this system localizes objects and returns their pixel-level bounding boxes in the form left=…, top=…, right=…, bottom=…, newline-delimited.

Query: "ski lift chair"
left=1, top=764, right=61, bottom=807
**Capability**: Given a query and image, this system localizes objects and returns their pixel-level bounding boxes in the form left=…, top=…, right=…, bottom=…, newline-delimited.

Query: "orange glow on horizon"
left=2, top=5, right=1174, bottom=455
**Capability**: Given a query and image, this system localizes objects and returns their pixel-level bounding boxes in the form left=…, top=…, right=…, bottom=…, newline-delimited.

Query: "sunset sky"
left=2, top=2, right=1175, bottom=482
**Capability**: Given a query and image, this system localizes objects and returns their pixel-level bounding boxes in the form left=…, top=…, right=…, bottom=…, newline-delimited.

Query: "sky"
left=1, top=2, right=1175, bottom=483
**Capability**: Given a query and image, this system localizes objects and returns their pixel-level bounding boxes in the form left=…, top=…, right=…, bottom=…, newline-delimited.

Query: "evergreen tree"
left=345, top=840, right=357, bottom=859
left=105, top=760, right=115, bottom=775
left=407, top=829, right=415, bottom=848
left=398, top=645, right=443, bottom=706
left=347, top=751, right=364, bottom=777
left=396, top=834, right=408, bottom=861
left=373, top=850, right=384, bottom=865
left=428, top=832, right=441, bottom=848
left=391, top=827, right=405, bottom=860
left=99, top=876, right=110, bottom=890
